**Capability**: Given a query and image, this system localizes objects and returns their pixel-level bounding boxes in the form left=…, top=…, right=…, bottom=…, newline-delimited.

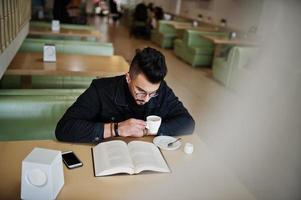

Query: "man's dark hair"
left=129, top=47, right=167, bottom=83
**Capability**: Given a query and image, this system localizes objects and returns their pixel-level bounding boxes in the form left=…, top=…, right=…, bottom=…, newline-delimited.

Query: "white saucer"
left=153, top=136, right=181, bottom=150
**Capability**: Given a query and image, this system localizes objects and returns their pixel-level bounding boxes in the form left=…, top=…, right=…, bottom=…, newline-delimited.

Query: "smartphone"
left=62, top=151, right=83, bottom=169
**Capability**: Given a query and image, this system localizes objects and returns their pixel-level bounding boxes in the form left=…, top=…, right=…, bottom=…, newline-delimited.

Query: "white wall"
left=143, top=0, right=263, bottom=32
left=180, top=0, right=263, bottom=31
left=197, top=0, right=301, bottom=199
left=143, top=0, right=175, bottom=13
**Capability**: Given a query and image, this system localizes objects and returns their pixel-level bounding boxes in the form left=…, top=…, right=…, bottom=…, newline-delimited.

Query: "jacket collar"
left=114, top=76, right=128, bottom=107
left=114, top=76, right=161, bottom=108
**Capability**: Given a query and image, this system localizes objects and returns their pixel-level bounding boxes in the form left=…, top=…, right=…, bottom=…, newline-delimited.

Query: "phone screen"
left=62, top=151, right=83, bottom=169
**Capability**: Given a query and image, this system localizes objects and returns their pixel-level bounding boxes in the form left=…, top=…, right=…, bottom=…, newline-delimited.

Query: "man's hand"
left=118, top=118, right=146, bottom=137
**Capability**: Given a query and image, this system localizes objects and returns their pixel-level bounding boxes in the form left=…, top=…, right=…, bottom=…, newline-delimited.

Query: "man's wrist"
left=110, top=122, right=114, bottom=137
left=103, top=123, right=112, bottom=139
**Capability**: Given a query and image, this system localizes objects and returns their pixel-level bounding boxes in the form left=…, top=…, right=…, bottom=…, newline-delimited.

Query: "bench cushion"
left=0, top=89, right=84, bottom=141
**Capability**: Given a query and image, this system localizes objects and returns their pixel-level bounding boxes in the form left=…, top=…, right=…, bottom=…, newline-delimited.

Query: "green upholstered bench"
left=174, top=30, right=226, bottom=67
left=19, top=38, right=114, bottom=56
left=212, top=46, right=257, bottom=91
left=0, top=89, right=84, bottom=141
left=151, top=20, right=178, bottom=49
left=226, top=46, right=257, bottom=91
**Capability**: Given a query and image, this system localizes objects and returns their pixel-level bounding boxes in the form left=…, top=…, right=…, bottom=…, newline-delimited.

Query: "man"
left=56, top=47, right=195, bottom=143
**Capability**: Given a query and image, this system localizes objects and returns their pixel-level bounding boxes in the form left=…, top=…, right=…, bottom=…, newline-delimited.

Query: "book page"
left=128, top=141, right=170, bottom=174
left=93, top=140, right=134, bottom=176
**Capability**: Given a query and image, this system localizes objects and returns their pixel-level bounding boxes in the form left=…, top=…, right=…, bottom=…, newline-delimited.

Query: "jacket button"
left=95, top=137, right=99, bottom=141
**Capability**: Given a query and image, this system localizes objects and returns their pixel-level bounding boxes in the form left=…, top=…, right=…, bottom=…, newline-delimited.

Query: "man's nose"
left=142, top=94, right=151, bottom=102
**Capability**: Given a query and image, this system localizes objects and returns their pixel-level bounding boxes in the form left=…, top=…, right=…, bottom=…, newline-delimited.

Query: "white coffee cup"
left=146, top=115, right=162, bottom=135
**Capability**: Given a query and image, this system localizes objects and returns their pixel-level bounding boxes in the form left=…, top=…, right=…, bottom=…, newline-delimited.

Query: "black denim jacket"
left=55, top=75, right=195, bottom=143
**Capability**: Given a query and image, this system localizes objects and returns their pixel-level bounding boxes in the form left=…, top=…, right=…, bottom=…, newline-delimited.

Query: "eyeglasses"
left=134, top=90, right=158, bottom=99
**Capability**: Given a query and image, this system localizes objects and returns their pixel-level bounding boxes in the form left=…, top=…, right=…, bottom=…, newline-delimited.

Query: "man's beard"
left=135, top=99, right=146, bottom=105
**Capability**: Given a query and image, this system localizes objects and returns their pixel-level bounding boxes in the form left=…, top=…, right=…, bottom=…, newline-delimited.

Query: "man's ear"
left=126, top=73, right=131, bottom=83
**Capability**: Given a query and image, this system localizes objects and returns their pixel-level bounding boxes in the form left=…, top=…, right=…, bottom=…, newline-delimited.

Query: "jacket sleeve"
left=158, top=87, right=195, bottom=136
left=55, top=81, right=104, bottom=143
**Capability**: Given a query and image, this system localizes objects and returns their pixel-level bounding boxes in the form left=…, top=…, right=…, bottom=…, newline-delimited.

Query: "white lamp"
left=21, top=147, right=64, bottom=200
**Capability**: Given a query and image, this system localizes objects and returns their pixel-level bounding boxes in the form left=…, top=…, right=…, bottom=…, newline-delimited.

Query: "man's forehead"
left=132, top=74, right=160, bottom=92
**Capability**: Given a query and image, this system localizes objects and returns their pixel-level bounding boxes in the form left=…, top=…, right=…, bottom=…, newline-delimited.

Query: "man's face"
left=126, top=73, right=160, bottom=105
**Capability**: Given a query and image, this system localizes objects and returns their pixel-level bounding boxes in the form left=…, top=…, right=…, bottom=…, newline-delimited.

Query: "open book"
left=92, top=140, right=170, bottom=176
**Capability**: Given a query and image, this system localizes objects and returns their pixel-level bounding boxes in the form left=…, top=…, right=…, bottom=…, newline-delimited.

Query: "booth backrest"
left=227, top=46, right=257, bottom=90
left=235, top=47, right=256, bottom=70
left=0, top=89, right=84, bottom=141
left=157, top=21, right=176, bottom=36
left=212, top=46, right=257, bottom=87
left=183, top=30, right=226, bottom=47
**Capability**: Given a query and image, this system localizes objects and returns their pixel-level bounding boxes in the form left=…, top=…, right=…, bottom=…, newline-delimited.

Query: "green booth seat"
left=227, top=46, right=257, bottom=92
left=19, top=38, right=114, bottom=56
left=0, top=89, right=84, bottom=141
left=174, top=30, right=226, bottom=67
left=212, top=46, right=237, bottom=86
left=151, top=20, right=177, bottom=49
left=212, top=46, right=257, bottom=91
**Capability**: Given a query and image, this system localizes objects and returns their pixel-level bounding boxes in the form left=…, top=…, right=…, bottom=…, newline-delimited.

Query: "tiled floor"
left=88, top=17, right=234, bottom=138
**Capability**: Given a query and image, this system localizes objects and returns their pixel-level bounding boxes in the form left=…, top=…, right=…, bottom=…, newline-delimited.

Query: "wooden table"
left=29, top=26, right=101, bottom=41
left=164, top=21, right=218, bottom=31
left=173, top=24, right=218, bottom=32
left=164, top=21, right=219, bottom=39
left=5, top=52, right=129, bottom=88
left=0, top=134, right=255, bottom=199
left=200, top=34, right=258, bottom=57
left=164, top=21, right=191, bottom=28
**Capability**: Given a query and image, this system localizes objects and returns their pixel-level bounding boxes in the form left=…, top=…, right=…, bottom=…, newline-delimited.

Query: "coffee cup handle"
left=145, top=122, right=149, bottom=129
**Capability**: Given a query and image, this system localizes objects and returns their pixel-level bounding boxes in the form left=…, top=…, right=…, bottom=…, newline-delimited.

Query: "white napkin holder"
left=21, top=147, right=64, bottom=200
left=51, top=20, right=60, bottom=32
left=43, top=44, right=56, bottom=62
